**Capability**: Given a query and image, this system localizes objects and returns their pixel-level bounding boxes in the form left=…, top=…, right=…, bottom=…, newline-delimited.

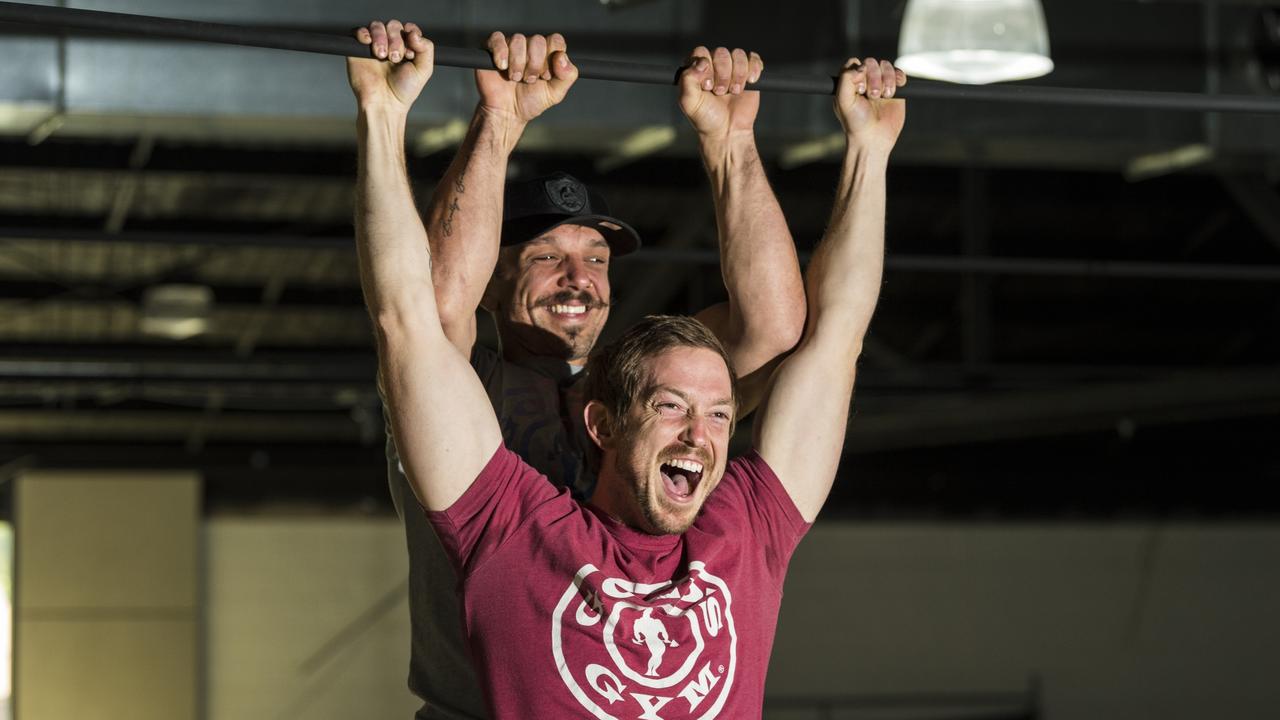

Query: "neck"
left=501, top=343, right=580, bottom=378
left=496, top=326, right=588, bottom=378
left=590, top=469, right=664, bottom=536
left=588, top=469, right=624, bottom=516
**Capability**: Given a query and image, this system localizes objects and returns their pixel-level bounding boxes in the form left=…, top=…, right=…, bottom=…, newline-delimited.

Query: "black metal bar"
left=3, top=1, right=1280, bottom=112
left=0, top=0, right=830, bottom=94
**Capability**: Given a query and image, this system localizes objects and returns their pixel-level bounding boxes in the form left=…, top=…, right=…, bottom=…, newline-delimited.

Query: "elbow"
left=753, top=298, right=807, bottom=357
left=434, top=292, right=475, bottom=333
left=772, top=283, right=809, bottom=353
left=370, top=306, right=413, bottom=351
left=779, top=300, right=808, bottom=352
left=802, top=314, right=867, bottom=367
left=369, top=292, right=440, bottom=350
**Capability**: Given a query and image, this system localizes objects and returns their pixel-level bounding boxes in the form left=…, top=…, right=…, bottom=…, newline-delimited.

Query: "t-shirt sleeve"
left=719, top=451, right=811, bottom=587
left=426, top=443, right=571, bottom=580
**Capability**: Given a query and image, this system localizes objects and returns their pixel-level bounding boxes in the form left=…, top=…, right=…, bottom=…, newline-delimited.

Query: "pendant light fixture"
left=897, top=0, right=1054, bottom=85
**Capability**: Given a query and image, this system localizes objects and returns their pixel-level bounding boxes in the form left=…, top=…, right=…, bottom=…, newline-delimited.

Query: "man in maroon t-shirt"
left=351, top=21, right=808, bottom=719
left=426, top=315, right=812, bottom=718
left=350, top=24, right=905, bottom=720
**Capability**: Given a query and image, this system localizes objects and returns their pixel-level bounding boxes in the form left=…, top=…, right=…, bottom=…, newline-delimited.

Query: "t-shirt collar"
left=584, top=503, right=682, bottom=551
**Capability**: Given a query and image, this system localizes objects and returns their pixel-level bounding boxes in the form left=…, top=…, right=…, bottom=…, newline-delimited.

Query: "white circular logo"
left=551, top=561, right=737, bottom=719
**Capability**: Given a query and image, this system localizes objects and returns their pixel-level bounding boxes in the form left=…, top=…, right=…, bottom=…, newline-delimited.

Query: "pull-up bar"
left=1, top=0, right=1278, bottom=114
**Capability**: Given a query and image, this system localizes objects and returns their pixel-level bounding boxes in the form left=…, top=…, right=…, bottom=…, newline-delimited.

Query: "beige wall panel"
left=17, top=471, right=199, bottom=609
left=205, top=518, right=416, bottom=720
left=199, top=516, right=1280, bottom=720
left=16, top=618, right=196, bottom=720
left=768, top=523, right=1280, bottom=720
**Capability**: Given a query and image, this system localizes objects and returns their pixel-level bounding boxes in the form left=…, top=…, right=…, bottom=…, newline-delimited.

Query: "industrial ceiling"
left=1, top=0, right=1277, bottom=517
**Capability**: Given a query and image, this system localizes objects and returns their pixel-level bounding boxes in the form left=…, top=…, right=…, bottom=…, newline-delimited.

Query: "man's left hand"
left=834, top=56, right=907, bottom=152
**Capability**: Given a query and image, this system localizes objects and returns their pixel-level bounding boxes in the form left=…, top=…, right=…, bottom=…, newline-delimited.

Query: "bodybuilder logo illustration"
left=551, top=561, right=737, bottom=719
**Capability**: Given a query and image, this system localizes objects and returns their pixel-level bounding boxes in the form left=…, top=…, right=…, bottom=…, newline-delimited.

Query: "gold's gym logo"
left=551, top=562, right=737, bottom=719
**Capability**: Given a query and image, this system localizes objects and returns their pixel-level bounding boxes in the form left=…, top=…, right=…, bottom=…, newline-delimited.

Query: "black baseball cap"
left=501, top=172, right=641, bottom=257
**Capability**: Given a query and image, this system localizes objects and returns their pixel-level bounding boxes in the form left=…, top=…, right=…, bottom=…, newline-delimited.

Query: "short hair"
left=584, top=315, right=738, bottom=433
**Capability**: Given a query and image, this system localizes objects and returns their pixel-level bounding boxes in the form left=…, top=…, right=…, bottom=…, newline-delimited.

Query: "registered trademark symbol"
left=718, top=665, right=724, bottom=673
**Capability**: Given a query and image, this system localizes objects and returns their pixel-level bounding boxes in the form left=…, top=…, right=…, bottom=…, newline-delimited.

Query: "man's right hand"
left=348, top=20, right=435, bottom=113
left=477, top=32, right=578, bottom=126
left=678, top=46, right=764, bottom=141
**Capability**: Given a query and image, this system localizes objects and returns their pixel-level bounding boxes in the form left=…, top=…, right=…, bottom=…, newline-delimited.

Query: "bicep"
left=379, top=322, right=503, bottom=512
left=695, top=301, right=794, bottom=417
left=751, top=336, right=857, bottom=522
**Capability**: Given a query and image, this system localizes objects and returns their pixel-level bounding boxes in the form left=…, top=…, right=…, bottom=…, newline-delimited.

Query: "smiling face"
left=485, top=224, right=612, bottom=366
left=588, top=345, right=736, bottom=535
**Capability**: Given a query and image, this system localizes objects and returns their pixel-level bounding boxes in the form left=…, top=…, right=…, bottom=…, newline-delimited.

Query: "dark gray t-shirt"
left=385, top=344, right=597, bottom=719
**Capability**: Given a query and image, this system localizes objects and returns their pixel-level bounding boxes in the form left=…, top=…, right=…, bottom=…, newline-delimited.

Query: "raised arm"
left=421, top=32, right=578, bottom=354
left=680, top=47, right=807, bottom=414
left=349, top=21, right=502, bottom=511
left=753, top=58, right=906, bottom=522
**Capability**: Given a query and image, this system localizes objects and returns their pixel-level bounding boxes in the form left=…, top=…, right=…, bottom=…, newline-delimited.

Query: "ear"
left=584, top=400, right=615, bottom=451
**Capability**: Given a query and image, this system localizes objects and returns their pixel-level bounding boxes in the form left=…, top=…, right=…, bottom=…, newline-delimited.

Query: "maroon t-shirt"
left=428, top=444, right=810, bottom=720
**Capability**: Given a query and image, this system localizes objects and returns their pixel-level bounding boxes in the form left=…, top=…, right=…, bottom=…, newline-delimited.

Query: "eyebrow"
left=651, top=386, right=734, bottom=409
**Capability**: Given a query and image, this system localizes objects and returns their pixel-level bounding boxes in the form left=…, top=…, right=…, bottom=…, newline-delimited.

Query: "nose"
left=680, top=415, right=710, bottom=449
left=558, top=255, right=592, bottom=290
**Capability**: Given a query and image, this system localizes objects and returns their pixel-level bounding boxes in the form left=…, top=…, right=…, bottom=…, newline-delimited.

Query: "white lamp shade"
left=897, top=0, right=1054, bottom=85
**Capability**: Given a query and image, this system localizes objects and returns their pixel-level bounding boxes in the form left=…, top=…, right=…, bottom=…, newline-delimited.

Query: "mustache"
left=658, top=446, right=711, bottom=468
left=536, top=290, right=610, bottom=310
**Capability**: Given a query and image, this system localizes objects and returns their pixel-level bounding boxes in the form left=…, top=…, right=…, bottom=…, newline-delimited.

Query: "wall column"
left=15, top=470, right=200, bottom=720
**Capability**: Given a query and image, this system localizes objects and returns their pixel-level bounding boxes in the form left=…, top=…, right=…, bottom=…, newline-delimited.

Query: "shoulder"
left=722, top=451, right=781, bottom=491
left=703, top=450, right=797, bottom=520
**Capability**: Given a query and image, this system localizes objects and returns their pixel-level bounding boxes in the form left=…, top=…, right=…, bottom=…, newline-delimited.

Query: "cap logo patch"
left=546, top=176, right=588, bottom=213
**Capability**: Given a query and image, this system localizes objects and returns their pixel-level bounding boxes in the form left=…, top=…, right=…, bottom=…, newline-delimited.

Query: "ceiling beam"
left=0, top=279, right=363, bottom=306
left=0, top=408, right=362, bottom=442
left=843, top=367, right=1280, bottom=453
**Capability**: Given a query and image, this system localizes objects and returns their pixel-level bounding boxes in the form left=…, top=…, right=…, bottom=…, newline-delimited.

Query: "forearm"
left=699, top=132, right=805, bottom=368
left=424, top=106, right=526, bottom=322
left=804, top=140, right=889, bottom=356
left=356, top=106, right=436, bottom=324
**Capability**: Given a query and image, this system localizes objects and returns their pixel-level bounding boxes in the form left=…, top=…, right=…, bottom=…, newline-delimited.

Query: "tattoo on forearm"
left=441, top=170, right=466, bottom=237
left=443, top=197, right=461, bottom=237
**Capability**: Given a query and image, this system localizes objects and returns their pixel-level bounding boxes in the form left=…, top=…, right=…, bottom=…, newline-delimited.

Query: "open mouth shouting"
left=659, top=458, right=704, bottom=504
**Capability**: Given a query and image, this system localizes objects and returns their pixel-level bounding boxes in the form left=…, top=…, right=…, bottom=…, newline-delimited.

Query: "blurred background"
left=1, top=0, right=1279, bottom=718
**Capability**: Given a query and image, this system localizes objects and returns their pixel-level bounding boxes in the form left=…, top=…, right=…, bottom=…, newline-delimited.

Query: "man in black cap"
left=350, top=22, right=805, bottom=719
